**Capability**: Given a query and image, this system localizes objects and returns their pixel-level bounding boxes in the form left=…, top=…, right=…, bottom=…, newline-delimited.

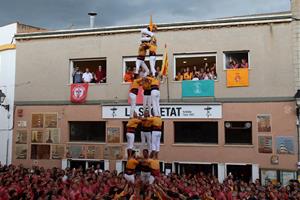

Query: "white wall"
left=0, top=23, right=17, bottom=165
left=0, top=23, right=17, bottom=45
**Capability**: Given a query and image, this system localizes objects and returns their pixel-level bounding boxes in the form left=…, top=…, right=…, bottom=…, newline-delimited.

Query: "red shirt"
left=0, top=187, right=9, bottom=200
left=226, top=191, right=233, bottom=200
left=95, top=70, right=106, bottom=83
left=216, top=191, right=227, bottom=200
left=124, top=72, right=134, bottom=82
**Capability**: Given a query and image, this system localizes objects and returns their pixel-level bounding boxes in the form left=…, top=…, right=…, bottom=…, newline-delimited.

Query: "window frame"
left=69, top=57, right=107, bottom=84
left=173, top=52, right=217, bottom=82
left=223, top=50, right=250, bottom=70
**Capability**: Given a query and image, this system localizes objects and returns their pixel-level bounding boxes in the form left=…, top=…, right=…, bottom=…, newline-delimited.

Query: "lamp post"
left=0, top=89, right=9, bottom=111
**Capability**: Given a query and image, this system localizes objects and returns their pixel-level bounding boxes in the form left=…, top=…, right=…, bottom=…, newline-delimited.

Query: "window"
left=280, top=171, right=296, bottom=186
left=69, top=121, right=106, bottom=142
left=224, top=51, right=249, bottom=69
left=70, top=58, right=107, bottom=84
left=122, top=121, right=164, bottom=143
left=261, top=170, right=278, bottom=185
left=31, top=144, right=50, bottom=159
left=174, top=122, right=218, bottom=143
left=123, top=56, right=163, bottom=83
left=174, top=54, right=217, bottom=81
left=225, top=121, right=252, bottom=144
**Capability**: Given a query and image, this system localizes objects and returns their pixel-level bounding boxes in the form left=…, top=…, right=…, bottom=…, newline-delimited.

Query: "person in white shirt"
left=192, top=76, right=199, bottom=81
left=135, top=25, right=158, bottom=78
left=82, top=68, right=93, bottom=83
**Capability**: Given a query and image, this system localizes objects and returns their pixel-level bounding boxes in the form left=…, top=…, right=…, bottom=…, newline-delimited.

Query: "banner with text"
left=182, top=80, right=214, bottom=97
left=102, top=104, right=222, bottom=119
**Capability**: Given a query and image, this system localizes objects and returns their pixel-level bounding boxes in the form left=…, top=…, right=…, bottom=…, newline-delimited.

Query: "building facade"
left=13, top=3, right=300, bottom=184
left=0, top=23, right=16, bottom=166
left=0, top=23, right=45, bottom=165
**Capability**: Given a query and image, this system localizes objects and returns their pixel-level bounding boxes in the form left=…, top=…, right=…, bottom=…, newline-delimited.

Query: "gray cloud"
left=0, top=0, right=290, bottom=30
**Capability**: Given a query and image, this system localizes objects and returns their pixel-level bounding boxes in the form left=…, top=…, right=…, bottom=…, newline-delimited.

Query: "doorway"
left=226, top=164, right=252, bottom=182
left=174, top=162, right=218, bottom=176
left=69, top=160, right=86, bottom=171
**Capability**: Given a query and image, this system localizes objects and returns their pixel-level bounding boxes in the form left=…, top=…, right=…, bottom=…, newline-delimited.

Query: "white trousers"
left=141, top=171, right=151, bottom=184
left=151, top=89, right=160, bottom=116
left=151, top=131, right=161, bottom=152
left=149, top=56, right=156, bottom=76
left=126, top=133, right=135, bottom=149
left=143, top=95, right=151, bottom=112
left=135, top=59, right=149, bottom=76
left=124, top=174, right=135, bottom=184
left=149, top=175, right=155, bottom=185
left=129, top=92, right=136, bottom=118
left=141, top=131, right=151, bottom=151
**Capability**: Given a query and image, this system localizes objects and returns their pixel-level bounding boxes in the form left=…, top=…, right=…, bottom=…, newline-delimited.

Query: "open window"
left=225, top=121, right=252, bottom=144
left=224, top=51, right=250, bottom=69
left=123, top=56, right=163, bottom=83
left=70, top=58, right=107, bottom=84
left=174, top=54, right=217, bottom=81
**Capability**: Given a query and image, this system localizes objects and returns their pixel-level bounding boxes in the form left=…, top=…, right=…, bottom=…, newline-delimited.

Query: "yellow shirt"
left=148, top=116, right=162, bottom=128
left=175, top=74, right=183, bottom=81
left=126, top=158, right=139, bottom=170
left=183, top=72, right=192, bottom=80
left=148, top=159, right=160, bottom=170
left=140, top=158, right=151, bottom=172
left=126, top=118, right=141, bottom=129
left=142, top=77, right=152, bottom=90
left=148, top=77, right=160, bottom=87
left=149, top=159, right=160, bottom=176
left=142, top=118, right=152, bottom=131
left=130, top=78, right=141, bottom=89
left=130, top=79, right=141, bottom=95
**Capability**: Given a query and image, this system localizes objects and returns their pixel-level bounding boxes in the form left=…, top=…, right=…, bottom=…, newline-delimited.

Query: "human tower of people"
left=124, top=19, right=163, bottom=186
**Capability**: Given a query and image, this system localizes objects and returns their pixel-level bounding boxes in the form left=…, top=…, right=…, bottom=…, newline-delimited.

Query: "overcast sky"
left=0, top=0, right=290, bottom=30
